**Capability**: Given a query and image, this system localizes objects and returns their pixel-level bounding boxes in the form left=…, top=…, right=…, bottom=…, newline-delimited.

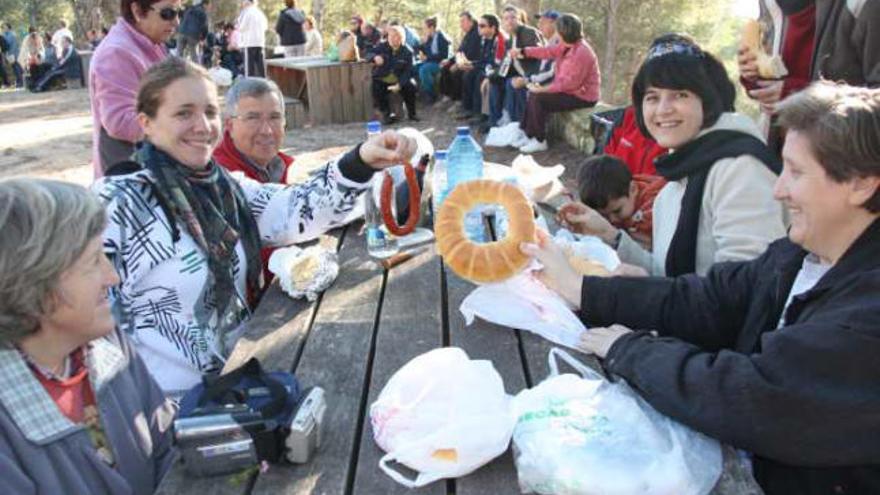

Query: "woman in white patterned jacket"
left=94, top=57, right=416, bottom=393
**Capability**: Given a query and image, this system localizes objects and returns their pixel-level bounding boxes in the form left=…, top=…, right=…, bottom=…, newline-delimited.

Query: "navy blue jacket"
left=178, top=4, right=208, bottom=39
left=582, top=219, right=880, bottom=495
left=418, top=31, right=451, bottom=63
left=458, top=25, right=481, bottom=63
left=368, top=42, right=414, bottom=81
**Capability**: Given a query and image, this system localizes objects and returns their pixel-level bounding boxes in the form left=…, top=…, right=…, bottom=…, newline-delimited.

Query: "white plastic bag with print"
left=370, top=347, right=515, bottom=488
left=512, top=348, right=723, bottom=495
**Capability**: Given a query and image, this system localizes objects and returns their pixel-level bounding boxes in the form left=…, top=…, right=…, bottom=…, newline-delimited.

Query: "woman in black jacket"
left=522, top=81, right=880, bottom=495
left=275, top=0, right=306, bottom=57
left=368, top=26, right=418, bottom=124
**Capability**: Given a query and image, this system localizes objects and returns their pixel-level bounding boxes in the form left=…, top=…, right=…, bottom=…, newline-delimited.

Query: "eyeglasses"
left=232, top=113, right=285, bottom=129
left=151, top=6, right=186, bottom=21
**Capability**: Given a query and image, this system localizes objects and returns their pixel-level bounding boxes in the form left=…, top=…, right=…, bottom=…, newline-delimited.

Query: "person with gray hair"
left=523, top=81, right=880, bottom=494
left=213, top=76, right=291, bottom=183
left=0, top=178, right=176, bottom=494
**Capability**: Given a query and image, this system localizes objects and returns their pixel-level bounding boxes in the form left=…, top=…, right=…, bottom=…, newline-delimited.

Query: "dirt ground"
left=0, top=86, right=587, bottom=187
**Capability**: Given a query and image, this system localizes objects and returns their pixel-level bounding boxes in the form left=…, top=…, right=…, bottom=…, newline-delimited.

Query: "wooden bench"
left=283, top=97, right=307, bottom=130
left=267, top=58, right=373, bottom=126
left=546, top=102, right=615, bottom=154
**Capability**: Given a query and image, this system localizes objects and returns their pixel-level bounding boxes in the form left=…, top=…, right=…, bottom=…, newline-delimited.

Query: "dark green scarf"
left=137, top=142, right=264, bottom=323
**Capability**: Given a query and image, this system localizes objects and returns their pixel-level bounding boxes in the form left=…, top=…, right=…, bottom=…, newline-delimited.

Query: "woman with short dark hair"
left=562, top=35, right=786, bottom=277
left=89, top=0, right=182, bottom=176
left=510, top=13, right=600, bottom=153
left=0, top=178, right=175, bottom=494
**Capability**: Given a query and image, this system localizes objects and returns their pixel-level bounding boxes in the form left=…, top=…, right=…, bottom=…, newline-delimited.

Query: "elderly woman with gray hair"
left=0, top=179, right=176, bottom=494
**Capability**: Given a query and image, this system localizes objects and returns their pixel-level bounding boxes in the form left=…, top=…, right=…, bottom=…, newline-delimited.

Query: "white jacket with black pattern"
left=93, top=149, right=372, bottom=393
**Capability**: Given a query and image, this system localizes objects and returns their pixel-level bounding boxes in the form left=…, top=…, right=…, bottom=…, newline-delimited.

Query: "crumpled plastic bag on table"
left=512, top=348, right=723, bottom=495
left=370, top=347, right=515, bottom=488
left=268, top=245, right=339, bottom=301
left=554, top=228, right=621, bottom=272
left=459, top=264, right=586, bottom=350
left=458, top=230, right=619, bottom=349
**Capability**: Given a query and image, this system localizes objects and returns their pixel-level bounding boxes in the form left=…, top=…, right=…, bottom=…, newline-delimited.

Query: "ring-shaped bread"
left=435, top=180, right=536, bottom=283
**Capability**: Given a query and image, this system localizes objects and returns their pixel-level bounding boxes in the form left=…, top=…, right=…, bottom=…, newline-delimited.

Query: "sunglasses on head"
left=151, top=5, right=185, bottom=21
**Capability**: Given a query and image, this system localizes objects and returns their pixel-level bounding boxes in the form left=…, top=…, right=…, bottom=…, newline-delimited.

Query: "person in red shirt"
left=601, top=106, right=667, bottom=176
left=214, top=77, right=294, bottom=283
left=565, top=154, right=665, bottom=247
left=738, top=0, right=816, bottom=153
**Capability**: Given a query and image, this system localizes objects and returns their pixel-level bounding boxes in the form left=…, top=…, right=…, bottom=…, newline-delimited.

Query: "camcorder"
left=174, top=358, right=327, bottom=477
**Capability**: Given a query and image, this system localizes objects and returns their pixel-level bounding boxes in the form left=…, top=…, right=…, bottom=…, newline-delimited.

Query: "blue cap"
left=534, top=10, right=561, bottom=20
left=367, top=121, right=382, bottom=133
left=435, top=150, right=447, bottom=159
left=456, top=126, right=470, bottom=136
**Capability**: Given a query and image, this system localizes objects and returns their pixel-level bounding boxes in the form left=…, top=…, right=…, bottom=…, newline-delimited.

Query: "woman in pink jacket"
left=512, top=13, right=600, bottom=153
left=89, top=0, right=181, bottom=176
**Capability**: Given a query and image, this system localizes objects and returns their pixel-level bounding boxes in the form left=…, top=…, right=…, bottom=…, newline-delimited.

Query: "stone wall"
left=547, top=103, right=615, bottom=155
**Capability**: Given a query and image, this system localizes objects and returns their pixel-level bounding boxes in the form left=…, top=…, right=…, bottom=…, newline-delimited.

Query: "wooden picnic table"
left=266, top=58, right=373, bottom=126
left=158, top=193, right=762, bottom=495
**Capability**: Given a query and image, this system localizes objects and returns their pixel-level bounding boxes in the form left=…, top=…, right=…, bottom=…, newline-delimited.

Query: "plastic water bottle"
left=364, top=121, right=400, bottom=258
left=446, top=126, right=486, bottom=242
left=431, top=150, right=448, bottom=217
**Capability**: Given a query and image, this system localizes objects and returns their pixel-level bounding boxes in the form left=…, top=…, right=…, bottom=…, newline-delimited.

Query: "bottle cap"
left=456, top=126, right=470, bottom=136
left=367, top=121, right=382, bottom=134
left=435, top=150, right=447, bottom=159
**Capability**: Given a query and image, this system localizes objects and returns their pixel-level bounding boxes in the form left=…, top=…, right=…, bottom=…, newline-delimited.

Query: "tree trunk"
left=311, top=0, right=325, bottom=30
left=511, top=0, right=541, bottom=20
left=602, top=0, right=621, bottom=103
left=69, top=0, right=104, bottom=47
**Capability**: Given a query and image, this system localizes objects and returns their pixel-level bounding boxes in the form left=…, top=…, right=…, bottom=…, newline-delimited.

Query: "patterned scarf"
left=137, top=142, right=264, bottom=333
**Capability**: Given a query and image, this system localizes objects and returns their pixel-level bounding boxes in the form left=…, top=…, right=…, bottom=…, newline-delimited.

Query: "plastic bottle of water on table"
left=363, top=121, right=400, bottom=258
left=431, top=149, right=448, bottom=219
left=446, top=126, right=486, bottom=242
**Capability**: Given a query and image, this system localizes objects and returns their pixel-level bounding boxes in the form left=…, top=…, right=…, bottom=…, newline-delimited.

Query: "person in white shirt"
left=303, top=15, right=323, bottom=56
left=236, top=0, right=268, bottom=77
left=51, top=20, right=73, bottom=55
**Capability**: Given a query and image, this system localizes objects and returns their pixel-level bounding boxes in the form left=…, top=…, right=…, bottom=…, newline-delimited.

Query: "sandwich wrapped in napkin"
left=268, top=245, right=340, bottom=301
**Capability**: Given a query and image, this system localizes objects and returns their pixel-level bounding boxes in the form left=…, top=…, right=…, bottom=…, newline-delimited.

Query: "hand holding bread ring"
left=519, top=229, right=583, bottom=309
left=359, top=131, right=419, bottom=169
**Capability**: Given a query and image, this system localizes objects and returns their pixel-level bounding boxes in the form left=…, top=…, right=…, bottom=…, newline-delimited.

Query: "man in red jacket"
left=214, top=77, right=294, bottom=183
left=214, top=77, right=294, bottom=284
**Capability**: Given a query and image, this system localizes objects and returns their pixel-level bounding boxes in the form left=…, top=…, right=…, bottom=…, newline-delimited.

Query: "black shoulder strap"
left=199, top=358, right=288, bottom=420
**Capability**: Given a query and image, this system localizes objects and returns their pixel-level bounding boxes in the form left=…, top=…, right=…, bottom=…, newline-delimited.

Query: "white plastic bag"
left=485, top=122, right=526, bottom=147
left=370, top=347, right=515, bottom=487
left=460, top=267, right=587, bottom=349
left=554, top=229, right=621, bottom=272
left=208, top=66, right=233, bottom=87
left=512, top=348, right=722, bottom=495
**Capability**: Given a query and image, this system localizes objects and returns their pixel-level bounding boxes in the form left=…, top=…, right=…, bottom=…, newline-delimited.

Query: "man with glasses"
left=214, top=77, right=291, bottom=184
left=213, top=77, right=293, bottom=282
